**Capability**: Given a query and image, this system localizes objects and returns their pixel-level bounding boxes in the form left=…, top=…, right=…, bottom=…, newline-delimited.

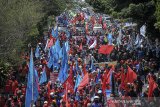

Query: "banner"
left=94, top=61, right=117, bottom=67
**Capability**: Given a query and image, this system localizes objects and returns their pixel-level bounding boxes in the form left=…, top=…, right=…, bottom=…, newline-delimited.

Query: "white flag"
left=140, top=25, right=146, bottom=37
left=89, top=39, right=97, bottom=49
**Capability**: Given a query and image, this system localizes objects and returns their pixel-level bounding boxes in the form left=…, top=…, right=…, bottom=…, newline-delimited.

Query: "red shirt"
left=12, top=80, right=18, bottom=93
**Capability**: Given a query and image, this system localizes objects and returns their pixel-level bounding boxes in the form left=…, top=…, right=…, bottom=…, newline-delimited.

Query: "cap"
left=44, top=101, right=48, bottom=104
left=94, top=96, right=99, bottom=99
left=98, top=90, right=102, bottom=93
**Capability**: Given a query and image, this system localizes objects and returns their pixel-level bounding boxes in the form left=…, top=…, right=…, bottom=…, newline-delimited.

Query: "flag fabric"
left=103, top=22, right=107, bottom=30
left=74, top=74, right=82, bottom=92
left=126, top=66, right=137, bottom=83
left=39, top=67, right=47, bottom=85
left=140, top=25, right=146, bottom=37
left=135, top=34, right=140, bottom=45
left=96, top=70, right=101, bottom=83
left=47, top=55, right=53, bottom=68
left=51, top=28, right=55, bottom=37
left=89, top=39, right=97, bottom=49
left=65, top=41, right=70, bottom=52
left=52, top=27, right=58, bottom=38
left=99, top=16, right=102, bottom=24
left=44, top=39, right=49, bottom=52
left=148, top=77, right=157, bottom=98
left=47, top=38, right=53, bottom=48
left=82, top=64, right=87, bottom=75
left=35, top=45, right=40, bottom=58
left=90, top=57, right=95, bottom=72
left=58, top=43, right=68, bottom=83
left=63, top=73, right=74, bottom=93
left=59, top=48, right=63, bottom=59
left=53, top=39, right=61, bottom=68
left=120, top=71, right=126, bottom=90
left=25, top=49, right=39, bottom=107
left=34, top=69, right=40, bottom=92
left=85, top=23, right=89, bottom=34
left=79, top=42, right=83, bottom=51
left=108, top=33, right=113, bottom=45
left=98, top=45, right=114, bottom=55
left=78, top=73, right=89, bottom=91
left=117, top=29, right=122, bottom=46
left=47, top=47, right=54, bottom=68
left=66, top=30, right=70, bottom=38
left=55, top=39, right=61, bottom=53
left=55, top=27, right=59, bottom=38
left=102, top=69, right=112, bottom=94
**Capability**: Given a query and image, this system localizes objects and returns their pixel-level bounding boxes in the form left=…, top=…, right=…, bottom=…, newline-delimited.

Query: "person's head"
left=94, top=96, right=99, bottom=103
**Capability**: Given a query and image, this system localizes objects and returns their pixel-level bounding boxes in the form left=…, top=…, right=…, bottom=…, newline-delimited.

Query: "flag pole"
left=31, top=48, right=34, bottom=106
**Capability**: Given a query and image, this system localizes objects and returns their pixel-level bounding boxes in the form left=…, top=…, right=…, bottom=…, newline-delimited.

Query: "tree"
left=0, top=0, right=74, bottom=65
left=155, top=1, right=160, bottom=30
left=0, top=0, right=44, bottom=64
left=86, top=0, right=160, bottom=39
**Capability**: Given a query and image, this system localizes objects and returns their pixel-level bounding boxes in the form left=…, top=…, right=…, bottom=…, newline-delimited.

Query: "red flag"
left=148, top=77, right=157, bottom=98
left=63, top=67, right=74, bottom=93
left=85, top=23, right=89, bottom=35
left=77, top=73, right=89, bottom=91
left=102, top=68, right=113, bottom=94
left=125, top=66, right=137, bottom=83
left=62, top=82, right=69, bottom=107
left=79, top=42, right=83, bottom=51
left=98, top=45, right=114, bottom=54
left=120, top=71, right=126, bottom=90
left=47, top=38, right=53, bottom=48
left=103, top=22, right=107, bottom=30
left=82, top=64, right=87, bottom=75
left=99, top=16, right=102, bottom=24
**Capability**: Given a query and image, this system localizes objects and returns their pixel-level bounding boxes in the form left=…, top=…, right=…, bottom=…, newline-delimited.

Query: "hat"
left=44, top=101, right=48, bottom=104
left=98, top=90, right=102, bottom=93
left=94, top=96, right=99, bottom=99
left=50, top=92, right=54, bottom=95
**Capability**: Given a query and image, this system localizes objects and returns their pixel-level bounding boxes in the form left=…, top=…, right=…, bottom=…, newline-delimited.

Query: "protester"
left=0, top=6, right=160, bottom=107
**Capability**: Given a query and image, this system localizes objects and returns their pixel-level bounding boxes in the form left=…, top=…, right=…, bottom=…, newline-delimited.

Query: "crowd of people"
left=0, top=7, right=160, bottom=107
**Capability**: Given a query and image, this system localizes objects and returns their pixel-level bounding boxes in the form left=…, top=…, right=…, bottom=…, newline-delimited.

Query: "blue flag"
left=58, top=43, right=68, bottom=83
left=47, top=48, right=54, bottom=68
left=35, top=69, right=39, bottom=82
left=65, top=41, right=70, bottom=52
left=59, top=48, right=62, bottom=59
left=39, top=67, right=47, bottom=85
left=52, top=28, right=55, bottom=37
left=25, top=49, right=39, bottom=107
left=35, top=45, right=40, bottom=58
left=108, top=33, right=113, bottom=45
left=96, top=71, right=101, bottom=83
left=74, top=74, right=82, bottom=92
left=66, top=30, right=70, bottom=38
left=55, top=38, right=61, bottom=60
left=105, top=70, right=113, bottom=98
left=52, top=27, right=58, bottom=38
left=90, top=57, right=95, bottom=72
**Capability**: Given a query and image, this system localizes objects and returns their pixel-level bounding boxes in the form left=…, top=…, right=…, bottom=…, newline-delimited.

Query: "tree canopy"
left=0, top=0, right=70, bottom=65
left=86, top=0, right=160, bottom=39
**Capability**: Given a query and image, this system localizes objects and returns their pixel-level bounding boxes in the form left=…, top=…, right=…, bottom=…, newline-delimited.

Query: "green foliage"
left=0, top=0, right=69, bottom=65
left=0, top=61, right=11, bottom=88
left=155, top=1, right=160, bottom=30
left=87, top=0, right=160, bottom=38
